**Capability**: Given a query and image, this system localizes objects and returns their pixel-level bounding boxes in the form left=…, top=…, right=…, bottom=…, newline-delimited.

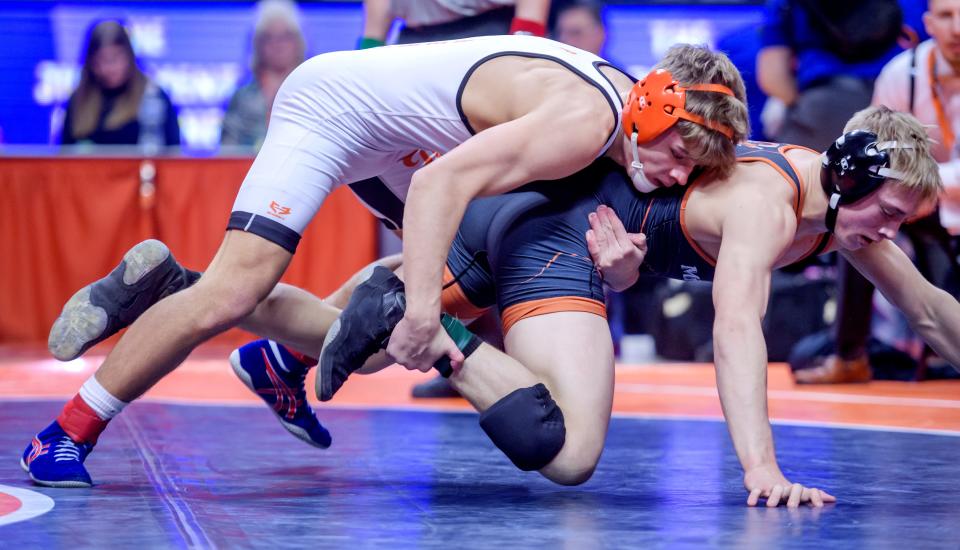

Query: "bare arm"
left=513, top=0, right=550, bottom=24
left=403, top=105, right=607, bottom=317
left=756, top=46, right=798, bottom=106
left=361, top=0, right=393, bottom=42
left=712, top=197, right=791, bottom=474
left=389, top=98, right=611, bottom=371
left=712, top=194, right=834, bottom=506
left=843, top=241, right=960, bottom=367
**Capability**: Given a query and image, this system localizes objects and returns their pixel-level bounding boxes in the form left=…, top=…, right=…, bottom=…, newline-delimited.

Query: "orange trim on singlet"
left=520, top=251, right=594, bottom=285
left=680, top=145, right=821, bottom=268
left=737, top=156, right=800, bottom=217
left=500, top=296, right=606, bottom=334
left=522, top=252, right=564, bottom=284
left=795, top=234, right=824, bottom=262
left=441, top=265, right=489, bottom=321
left=679, top=179, right=718, bottom=267
left=639, top=198, right=656, bottom=234
left=779, top=143, right=819, bottom=217
left=737, top=145, right=817, bottom=221
left=757, top=146, right=836, bottom=264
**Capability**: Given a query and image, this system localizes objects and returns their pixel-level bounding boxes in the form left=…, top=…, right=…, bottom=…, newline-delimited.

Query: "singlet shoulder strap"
left=734, top=142, right=806, bottom=218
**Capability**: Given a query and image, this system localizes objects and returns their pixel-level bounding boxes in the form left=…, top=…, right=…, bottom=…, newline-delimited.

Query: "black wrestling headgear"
left=820, top=130, right=908, bottom=233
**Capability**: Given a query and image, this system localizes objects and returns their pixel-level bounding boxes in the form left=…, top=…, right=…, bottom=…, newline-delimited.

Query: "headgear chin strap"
left=629, top=132, right=658, bottom=192
left=621, top=69, right=736, bottom=191
left=821, top=130, right=910, bottom=233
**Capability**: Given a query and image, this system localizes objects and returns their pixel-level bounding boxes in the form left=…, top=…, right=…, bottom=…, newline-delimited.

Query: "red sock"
left=57, top=394, right=109, bottom=445
left=288, top=349, right=318, bottom=367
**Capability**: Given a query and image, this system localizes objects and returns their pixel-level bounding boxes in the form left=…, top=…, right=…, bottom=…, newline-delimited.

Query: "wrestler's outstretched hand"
left=388, top=316, right=464, bottom=373
left=586, top=204, right=647, bottom=291
left=744, top=463, right=836, bottom=508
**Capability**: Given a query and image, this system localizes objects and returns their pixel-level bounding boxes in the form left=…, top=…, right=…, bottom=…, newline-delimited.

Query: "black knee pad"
left=479, top=383, right=565, bottom=471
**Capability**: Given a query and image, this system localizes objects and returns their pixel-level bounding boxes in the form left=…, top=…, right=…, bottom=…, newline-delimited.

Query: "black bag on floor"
left=648, top=273, right=834, bottom=362
left=650, top=280, right=714, bottom=361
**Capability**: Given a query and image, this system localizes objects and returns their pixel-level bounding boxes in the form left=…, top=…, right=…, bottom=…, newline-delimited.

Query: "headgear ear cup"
left=820, top=129, right=911, bottom=232
left=621, top=69, right=736, bottom=144
left=821, top=130, right=891, bottom=205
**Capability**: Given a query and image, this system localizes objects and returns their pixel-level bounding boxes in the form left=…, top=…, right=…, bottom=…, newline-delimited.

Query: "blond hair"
left=654, top=44, right=749, bottom=177
left=843, top=105, right=943, bottom=205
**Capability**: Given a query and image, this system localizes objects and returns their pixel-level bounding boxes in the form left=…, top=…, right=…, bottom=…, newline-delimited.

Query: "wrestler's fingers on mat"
left=802, top=487, right=829, bottom=508
left=766, top=485, right=785, bottom=507
left=787, top=483, right=803, bottom=508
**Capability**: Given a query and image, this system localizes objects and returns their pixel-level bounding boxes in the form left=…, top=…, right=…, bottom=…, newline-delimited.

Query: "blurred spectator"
left=61, top=19, right=179, bottom=151
left=359, top=0, right=549, bottom=48
left=756, top=0, right=909, bottom=149
left=221, top=0, right=305, bottom=149
left=756, top=0, right=920, bottom=385
left=875, top=0, right=960, bottom=234
left=794, top=0, right=960, bottom=383
left=717, top=24, right=769, bottom=140
left=552, top=0, right=606, bottom=57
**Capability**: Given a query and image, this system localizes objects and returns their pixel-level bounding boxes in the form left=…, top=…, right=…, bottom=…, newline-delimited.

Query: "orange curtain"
left=0, top=157, right=377, bottom=345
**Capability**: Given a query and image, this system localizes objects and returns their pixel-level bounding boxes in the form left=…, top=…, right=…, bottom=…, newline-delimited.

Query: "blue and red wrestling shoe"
left=229, top=339, right=332, bottom=448
left=21, top=421, right=94, bottom=488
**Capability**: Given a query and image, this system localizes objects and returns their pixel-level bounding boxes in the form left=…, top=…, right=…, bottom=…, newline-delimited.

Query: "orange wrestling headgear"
left=621, top=68, right=736, bottom=143
left=620, top=69, right=736, bottom=192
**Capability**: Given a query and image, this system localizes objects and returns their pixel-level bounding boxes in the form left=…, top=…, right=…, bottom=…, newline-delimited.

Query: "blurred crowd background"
left=3, top=0, right=958, bottom=388
left=1, top=0, right=783, bottom=154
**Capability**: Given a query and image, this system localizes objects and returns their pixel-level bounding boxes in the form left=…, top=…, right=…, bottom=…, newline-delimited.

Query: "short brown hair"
left=843, top=105, right=943, bottom=206
left=654, top=44, right=749, bottom=177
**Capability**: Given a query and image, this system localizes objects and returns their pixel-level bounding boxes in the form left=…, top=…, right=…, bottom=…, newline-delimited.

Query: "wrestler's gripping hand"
left=744, top=463, right=837, bottom=508
left=586, top=205, right=647, bottom=292
left=388, top=317, right=464, bottom=374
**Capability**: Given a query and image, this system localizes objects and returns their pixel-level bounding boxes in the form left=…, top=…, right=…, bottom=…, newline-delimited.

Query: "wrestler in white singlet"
left=229, top=35, right=627, bottom=252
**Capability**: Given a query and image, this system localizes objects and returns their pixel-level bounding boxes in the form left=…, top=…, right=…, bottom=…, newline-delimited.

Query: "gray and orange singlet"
left=442, top=142, right=831, bottom=332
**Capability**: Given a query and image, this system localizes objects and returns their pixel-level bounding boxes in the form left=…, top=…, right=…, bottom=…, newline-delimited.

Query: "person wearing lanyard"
left=794, top=0, right=960, bottom=384
left=879, top=0, right=960, bottom=221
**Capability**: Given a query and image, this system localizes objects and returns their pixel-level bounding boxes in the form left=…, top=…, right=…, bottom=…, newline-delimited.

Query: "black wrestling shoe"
left=48, top=240, right=201, bottom=361
left=317, top=265, right=405, bottom=402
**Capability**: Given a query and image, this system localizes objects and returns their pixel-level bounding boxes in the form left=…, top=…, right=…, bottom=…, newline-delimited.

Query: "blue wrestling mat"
left=1, top=402, right=958, bottom=548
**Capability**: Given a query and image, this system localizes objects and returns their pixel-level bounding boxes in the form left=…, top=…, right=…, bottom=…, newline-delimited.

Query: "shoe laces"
left=53, top=436, right=83, bottom=462
left=263, top=358, right=309, bottom=417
